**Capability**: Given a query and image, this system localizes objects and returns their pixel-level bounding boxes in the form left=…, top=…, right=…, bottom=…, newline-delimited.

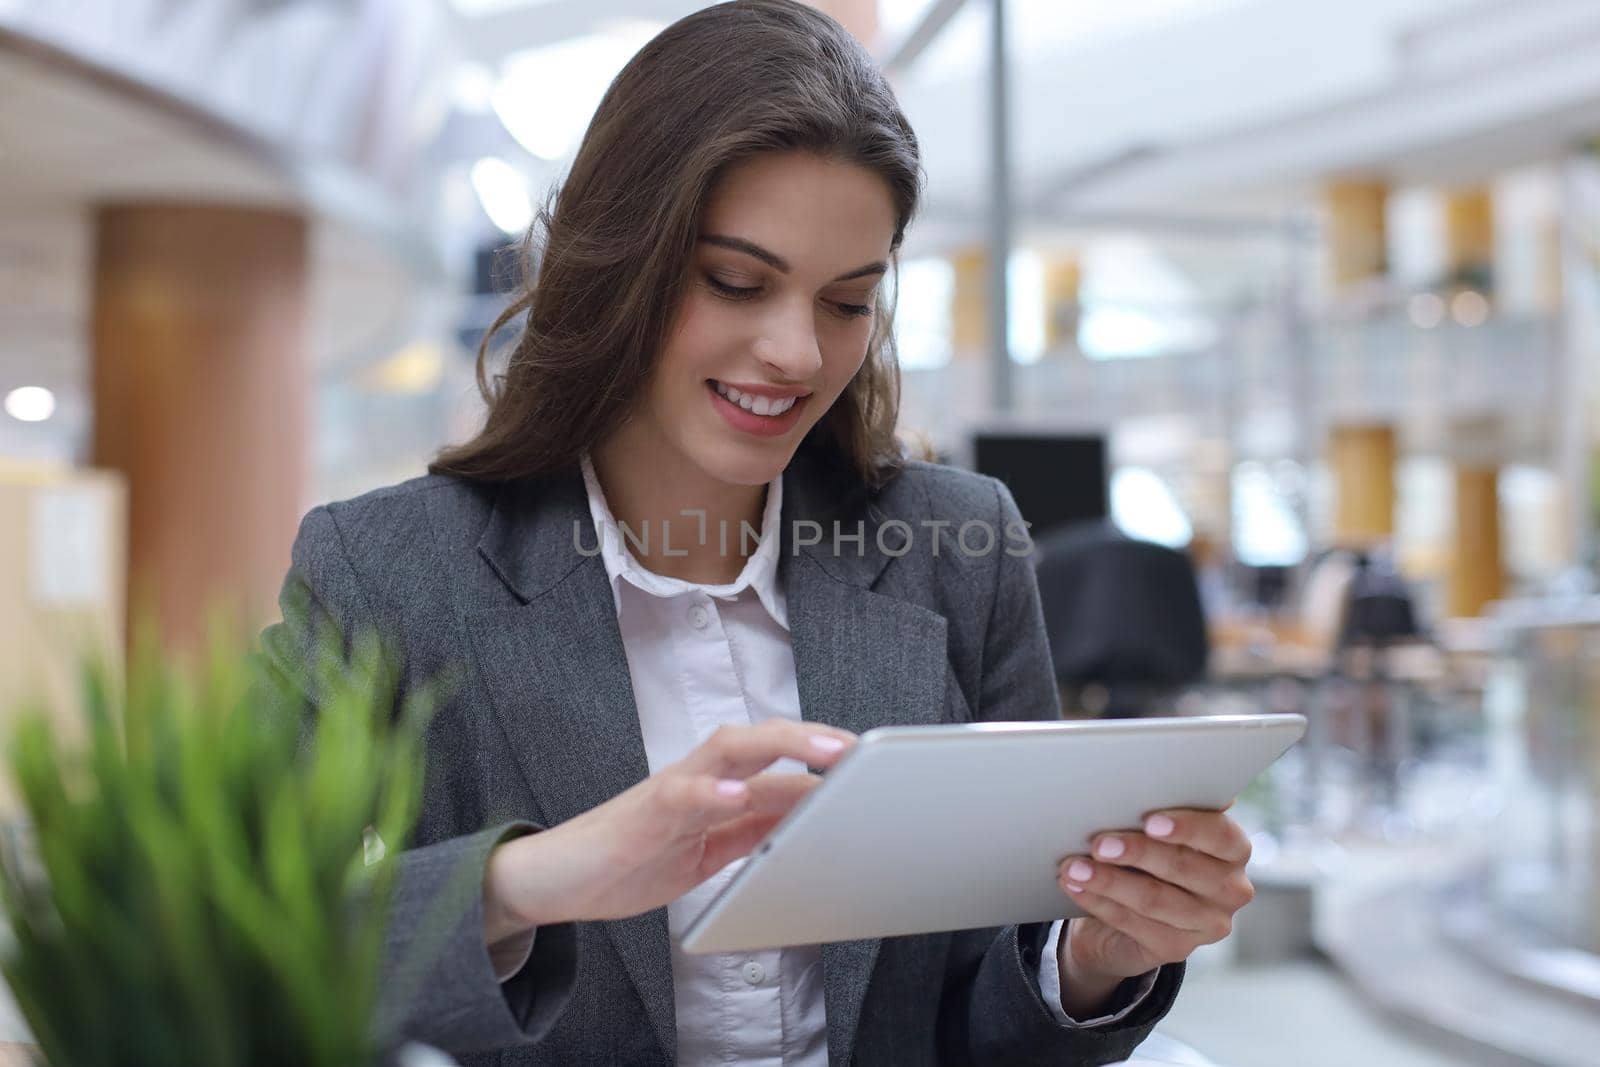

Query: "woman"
left=261, top=2, right=1255, bottom=1064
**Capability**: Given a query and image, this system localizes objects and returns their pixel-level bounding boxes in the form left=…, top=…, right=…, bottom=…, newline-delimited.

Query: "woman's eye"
left=706, top=273, right=872, bottom=319
left=706, top=275, right=759, bottom=299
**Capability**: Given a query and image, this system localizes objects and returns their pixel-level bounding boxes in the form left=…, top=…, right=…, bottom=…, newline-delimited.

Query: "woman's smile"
left=706, top=378, right=812, bottom=437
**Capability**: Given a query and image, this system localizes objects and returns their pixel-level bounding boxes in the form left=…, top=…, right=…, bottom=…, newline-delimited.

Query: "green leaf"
left=0, top=602, right=438, bottom=1067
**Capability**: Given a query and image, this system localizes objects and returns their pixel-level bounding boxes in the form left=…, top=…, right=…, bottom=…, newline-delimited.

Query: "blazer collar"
left=576, top=450, right=790, bottom=631
left=474, top=446, right=900, bottom=608
left=473, top=464, right=590, bottom=605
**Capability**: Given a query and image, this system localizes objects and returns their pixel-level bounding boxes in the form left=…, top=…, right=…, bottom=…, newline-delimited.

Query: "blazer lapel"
left=465, top=469, right=677, bottom=1061
left=781, top=450, right=950, bottom=1067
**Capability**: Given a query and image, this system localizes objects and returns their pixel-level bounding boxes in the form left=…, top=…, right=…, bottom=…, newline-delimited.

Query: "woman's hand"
left=1054, top=808, right=1255, bottom=1011
left=484, top=720, right=856, bottom=943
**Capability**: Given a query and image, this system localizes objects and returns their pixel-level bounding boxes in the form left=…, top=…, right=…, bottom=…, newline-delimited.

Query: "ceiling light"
left=360, top=342, right=446, bottom=395
left=492, top=24, right=664, bottom=162
left=4, top=386, right=55, bottom=422
left=470, top=157, right=533, bottom=235
left=451, top=63, right=497, bottom=114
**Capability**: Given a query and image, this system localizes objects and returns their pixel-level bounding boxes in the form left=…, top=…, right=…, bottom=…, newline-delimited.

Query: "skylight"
left=492, top=21, right=665, bottom=161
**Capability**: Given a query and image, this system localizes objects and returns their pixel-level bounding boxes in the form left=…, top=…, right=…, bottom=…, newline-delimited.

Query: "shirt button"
left=742, top=960, right=765, bottom=985
left=688, top=604, right=709, bottom=629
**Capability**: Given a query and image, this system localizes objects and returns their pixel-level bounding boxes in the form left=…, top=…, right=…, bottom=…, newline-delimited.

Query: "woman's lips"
left=707, top=380, right=809, bottom=437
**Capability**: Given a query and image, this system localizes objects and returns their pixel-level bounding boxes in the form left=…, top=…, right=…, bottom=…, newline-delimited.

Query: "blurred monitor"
left=971, top=432, right=1108, bottom=540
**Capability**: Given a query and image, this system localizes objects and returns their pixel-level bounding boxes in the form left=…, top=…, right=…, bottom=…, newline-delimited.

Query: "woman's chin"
left=691, top=440, right=795, bottom=489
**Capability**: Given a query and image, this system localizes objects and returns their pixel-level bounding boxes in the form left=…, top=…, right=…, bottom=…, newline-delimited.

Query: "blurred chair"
left=1295, top=546, right=1433, bottom=819
left=1034, top=521, right=1209, bottom=718
left=1337, top=550, right=1423, bottom=651
left=1333, top=549, right=1428, bottom=809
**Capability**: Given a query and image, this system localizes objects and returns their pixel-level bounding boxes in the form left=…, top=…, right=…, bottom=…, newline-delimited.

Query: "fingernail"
left=810, top=736, right=846, bottom=753
left=1095, top=836, right=1125, bottom=859
left=716, top=780, right=747, bottom=797
left=1067, top=860, right=1094, bottom=882
left=1146, top=814, right=1175, bottom=838
left=1065, top=883, right=1084, bottom=894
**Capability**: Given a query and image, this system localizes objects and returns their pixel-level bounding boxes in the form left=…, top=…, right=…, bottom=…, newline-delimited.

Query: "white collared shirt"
left=581, top=452, right=824, bottom=1067
left=498, top=454, right=1151, bottom=1062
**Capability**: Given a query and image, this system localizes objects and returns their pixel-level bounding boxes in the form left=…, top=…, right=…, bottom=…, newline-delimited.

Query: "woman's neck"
left=588, top=436, right=769, bottom=585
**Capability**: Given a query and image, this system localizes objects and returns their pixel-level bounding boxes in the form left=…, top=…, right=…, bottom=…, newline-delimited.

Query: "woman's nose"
left=755, top=307, right=823, bottom=380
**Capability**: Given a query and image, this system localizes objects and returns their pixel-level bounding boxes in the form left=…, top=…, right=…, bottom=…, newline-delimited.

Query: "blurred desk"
left=1210, top=642, right=1328, bottom=683
left=1210, top=608, right=1493, bottom=837
left=0, top=1044, right=33, bottom=1066
left=1208, top=616, right=1329, bottom=684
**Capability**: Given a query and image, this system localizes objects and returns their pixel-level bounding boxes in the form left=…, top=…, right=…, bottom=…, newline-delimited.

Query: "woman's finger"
left=1058, top=856, right=1229, bottom=939
left=652, top=768, right=820, bottom=837
left=679, top=720, right=857, bottom=780
left=738, top=771, right=823, bottom=814
left=653, top=770, right=755, bottom=826
left=1139, top=809, right=1252, bottom=866
left=1084, top=833, right=1254, bottom=911
left=1063, top=887, right=1204, bottom=963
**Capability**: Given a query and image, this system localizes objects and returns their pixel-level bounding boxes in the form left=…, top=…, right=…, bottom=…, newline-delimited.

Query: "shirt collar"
left=578, top=452, right=789, bottom=631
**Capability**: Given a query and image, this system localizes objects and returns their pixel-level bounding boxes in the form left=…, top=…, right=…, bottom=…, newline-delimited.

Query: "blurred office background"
left=4, top=1, right=1600, bottom=1064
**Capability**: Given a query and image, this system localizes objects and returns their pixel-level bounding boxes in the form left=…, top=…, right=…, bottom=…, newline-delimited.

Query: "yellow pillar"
left=1329, top=425, right=1396, bottom=547
left=1534, top=216, right=1564, bottom=315
left=1043, top=253, right=1082, bottom=354
left=1439, top=190, right=1505, bottom=618
left=1442, top=186, right=1494, bottom=288
left=950, top=246, right=988, bottom=359
left=1324, top=179, right=1389, bottom=289
left=91, top=204, right=310, bottom=653
left=1450, top=465, right=1504, bottom=617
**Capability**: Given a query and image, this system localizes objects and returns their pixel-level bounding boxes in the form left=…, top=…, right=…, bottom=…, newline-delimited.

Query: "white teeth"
left=712, top=381, right=798, bottom=416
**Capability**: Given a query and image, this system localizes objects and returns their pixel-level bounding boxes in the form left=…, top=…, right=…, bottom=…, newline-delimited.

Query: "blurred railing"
left=902, top=310, right=1559, bottom=461
left=1485, top=596, right=1600, bottom=953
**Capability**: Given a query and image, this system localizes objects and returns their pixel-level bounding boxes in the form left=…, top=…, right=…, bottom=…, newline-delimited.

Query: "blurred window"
left=1232, top=459, right=1307, bottom=566
left=1112, top=466, right=1193, bottom=548
left=892, top=257, right=955, bottom=369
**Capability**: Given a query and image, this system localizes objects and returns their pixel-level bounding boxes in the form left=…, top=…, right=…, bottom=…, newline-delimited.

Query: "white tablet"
left=681, top=713, right=1306, bottom=954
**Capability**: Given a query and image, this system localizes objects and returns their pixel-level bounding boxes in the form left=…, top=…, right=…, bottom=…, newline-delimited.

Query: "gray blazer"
left=257, top=447, right=1183, bottom=1067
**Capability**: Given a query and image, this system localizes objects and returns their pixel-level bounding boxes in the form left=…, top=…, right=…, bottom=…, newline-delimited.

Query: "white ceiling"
left=0, top=41, right=295, bottom=211
left=1038, top=0, right=1600, bottom=215
left=8, top=0, right=1600, bottom=232
left=426, top=0, right=1600, bottom=259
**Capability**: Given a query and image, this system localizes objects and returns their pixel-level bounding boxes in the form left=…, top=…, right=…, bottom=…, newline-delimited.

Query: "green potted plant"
left=0, top=599, right=458, bottom=1067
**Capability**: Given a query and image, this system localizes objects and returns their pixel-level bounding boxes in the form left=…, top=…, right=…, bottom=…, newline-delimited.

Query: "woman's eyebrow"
left=699, top=233, right=886, bottom=283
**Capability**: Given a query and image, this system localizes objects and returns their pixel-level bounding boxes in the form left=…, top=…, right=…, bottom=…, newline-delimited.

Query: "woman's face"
left=639, top=151, right=898, bottom=488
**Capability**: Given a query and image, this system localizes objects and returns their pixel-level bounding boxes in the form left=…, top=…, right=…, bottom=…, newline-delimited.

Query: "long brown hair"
left=429, top=0, right=923, bottom=490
